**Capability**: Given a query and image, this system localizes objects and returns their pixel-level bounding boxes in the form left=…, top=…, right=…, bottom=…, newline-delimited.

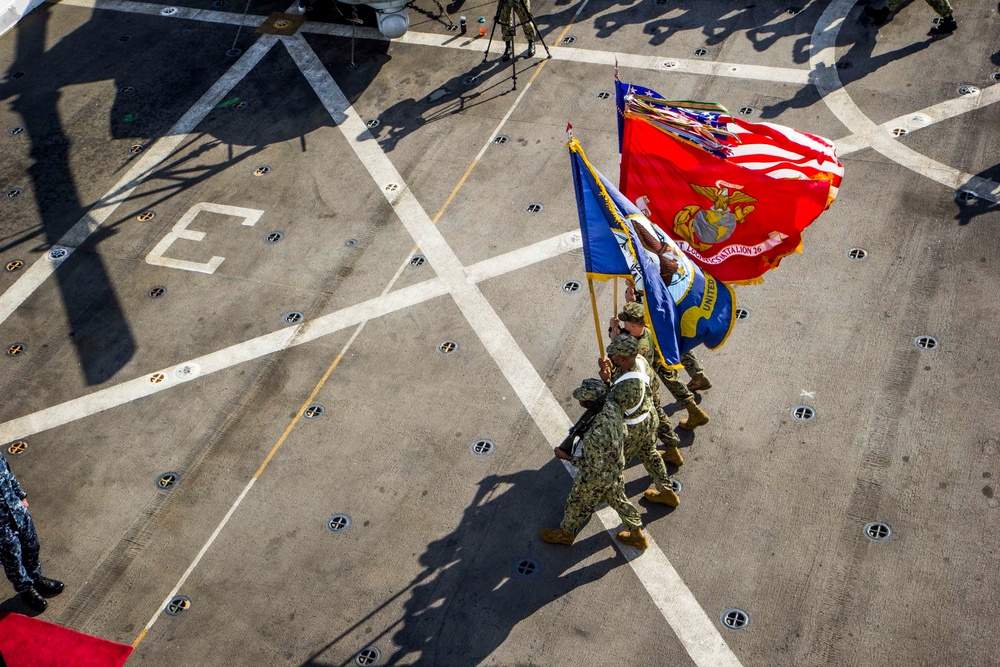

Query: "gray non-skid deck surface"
left=0, top=0, right=998, bottom=664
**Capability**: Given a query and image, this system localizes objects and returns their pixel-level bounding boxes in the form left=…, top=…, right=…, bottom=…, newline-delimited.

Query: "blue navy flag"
left=569, top=138, right=736, bottom=367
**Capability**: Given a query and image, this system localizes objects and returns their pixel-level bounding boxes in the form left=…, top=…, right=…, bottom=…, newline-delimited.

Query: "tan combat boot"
left=661, top=444, right=684, bottom=467
left=678, top=397, right=710, bottom=430
left=686, top=372, right=712, bottom=392
left=616, top=528, right=650, bottom=550
left=644, top=488, right=680, bottom=506
left=539, top=528, right=575, bottom=545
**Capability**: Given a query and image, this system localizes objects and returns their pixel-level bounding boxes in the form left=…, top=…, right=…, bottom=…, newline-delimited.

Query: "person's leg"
left=0, top=523, right=34, bottom=593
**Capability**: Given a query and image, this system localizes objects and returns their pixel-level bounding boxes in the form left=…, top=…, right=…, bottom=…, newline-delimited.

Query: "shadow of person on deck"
left=298, top=461, right=633, bottom=666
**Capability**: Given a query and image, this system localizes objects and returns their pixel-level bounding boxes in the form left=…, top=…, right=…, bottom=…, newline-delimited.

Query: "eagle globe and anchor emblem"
left=660, top=180, right=758, bottom=252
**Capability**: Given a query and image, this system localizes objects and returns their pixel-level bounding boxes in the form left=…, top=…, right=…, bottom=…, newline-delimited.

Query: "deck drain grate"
left=524, top=203, right=543, bottom=214
left=6, top=343, right=25, bottom=357
left=226, top=47, right=243, bottom=57
left=956, top=190, right=978, bottom=203
left=365, top=118, right=380, bottom=128
left=438, top=340, right=459, bottom=354
left=596, top=90, right=611, bottom=99
left=914, top=335, right=938, bottom=350
left=304, top=404, right=325, bottom=419
left=149, top=373, right=165, bottom=383
left=668, top=478, right=682, bottom=493
left=735, top=307, right=750, bottom=320
left=283, top=311, right=304, bottom=325
left=355, top=646, right=380, bottom=666
left=254, top=165, right=270, bottom=176
left=721, top=608, right=749, bottom=630
left=6, top=441, right=27, bottom=455
left=662, top=60, right=678, bottom=68
left=165, top=596, right=190, bottom=615
left=846, top=247, right=868, bottom=260
left=6, top=189, right=22, bottom=199
left=157, top=472, right=180, bottom=490
left=147, top=286, right=167, bottom=299
left=129, top=144, right=144, bottom=154
left=384, top=183, right=399, bottom=192
left=693, top=48, right=708, bottom=56
left=738, top=106, right=754, bottom=115
left=562, top=35, right=576, bottom=44
left=891, top=127, right=908, bottom=137
left=264, top=231, right=284, bottom=243
left=409, top=255, right=426, bottom=267
left=48, top=247, right=68, bottom=260
left=120, top=86, right=135, bottom=95
left=471, top=439, right=495, bottom=456
left=791, top=405, right=815, bottom=422
left=562, top=280, right=581, bottom=293
left=137, top=210, right=155, bottom=221
left=346, top=238, right=359, bottom=248
left=6, top=260, right=24, bottom=272
left=991, top=72, right=1000, bottom=81
left=864, top=521, right=892, bottom=541
left=958, top=85, right=980, bottom=96
left=327, top=513, right=351, bottom=533
left=513, top=559, right=538, bottom=577
left=161, top=6, right=177, bottom=14
left=492, top=135, right=509, bottom=145
left=9, top=126, right=25, bottom=136
left=463, top=75, right=479, bottom=85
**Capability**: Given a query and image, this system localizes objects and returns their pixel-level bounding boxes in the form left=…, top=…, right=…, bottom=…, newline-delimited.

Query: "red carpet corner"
left=0, top=612, right=133, bottom=667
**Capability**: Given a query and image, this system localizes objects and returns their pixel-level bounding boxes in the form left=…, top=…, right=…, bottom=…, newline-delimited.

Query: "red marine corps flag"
left=616, top=83, right=843, bottom=284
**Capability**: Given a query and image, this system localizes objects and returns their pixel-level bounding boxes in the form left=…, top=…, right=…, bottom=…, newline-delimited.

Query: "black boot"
left=502, top=43, right=512, bottom=61
left=929, top=14, right=956, bottom=34
left=20, top=587, right=47, bottom=612
left=35, top=576, right=65, bottom=597
left=526, top=40, right=535, bottom=57
left=864, top=5, right=890, bottom=25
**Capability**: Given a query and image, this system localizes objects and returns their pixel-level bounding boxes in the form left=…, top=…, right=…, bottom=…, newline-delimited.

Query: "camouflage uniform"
left=608, top=354, right=674, bottom=494
left=0, top=451, right=41, bottom=594
left=885, top=0, right=952, bottom=16
left=499, top=0, right=537, bottom=44
left=560, top=391, right=641, bottom=534
left=633, top=327, right=681, bottom=448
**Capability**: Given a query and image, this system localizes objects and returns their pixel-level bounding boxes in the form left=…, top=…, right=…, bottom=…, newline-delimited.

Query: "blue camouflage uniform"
left=0, top=451, right=41, bottom=593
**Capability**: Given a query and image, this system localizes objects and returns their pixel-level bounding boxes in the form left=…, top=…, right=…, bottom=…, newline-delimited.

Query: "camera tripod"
left=482, top=0, right=551, bottom=89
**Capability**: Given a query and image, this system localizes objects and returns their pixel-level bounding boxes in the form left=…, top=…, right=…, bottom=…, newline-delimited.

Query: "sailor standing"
left=0, top=450, right=63, bottom=612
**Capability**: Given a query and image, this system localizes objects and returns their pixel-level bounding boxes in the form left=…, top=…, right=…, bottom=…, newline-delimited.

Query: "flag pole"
left=613, top=277, right=619, bottom=315
left=587, top=278, right=605, bottom=359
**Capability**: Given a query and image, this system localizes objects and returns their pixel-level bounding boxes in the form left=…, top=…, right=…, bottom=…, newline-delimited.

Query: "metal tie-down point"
left=165, top=596, right=190, bottom=615
left=6, top=260, right=23, bottom=272
left=283, top=311, right=305, bottom=325
left=471, top=439, right=495, bottom=456
left=6, top=441, right=28, bottom=456
left=327, top=513, right=352, bottom=533
left=438, top=341, right=459, bottom=354
left=157, top=472, right=180, bottom=490
left=735, top=307, right=750, bottom=321
left=864, top=521, right=892, bottom=541
left=354, top=646, right=381, bottom=666
left=513, top=559, right=538, bottom=577
left=562, top=280, right=581, bottom=293
left=721, top=608, right=749, bottom=630
left=304, top=404, right=325, bottom=419
left=791, top=405, right=816, bottom=422
left=914, top=335, right=938, bottom=350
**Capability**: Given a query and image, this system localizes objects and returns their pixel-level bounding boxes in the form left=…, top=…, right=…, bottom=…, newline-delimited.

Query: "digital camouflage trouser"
left=499, top=0, right=537, bottom=42
left=885, top=0, right=952, bottom=16
left=623, top=414, right=673, bottom=494
left=560, top=477, right=641, bottom=534
left=650, top=376, right=680, bottom=447
left=659, top=351, right=704, bottom=403
left=1, top=510, right=41, bottom=593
